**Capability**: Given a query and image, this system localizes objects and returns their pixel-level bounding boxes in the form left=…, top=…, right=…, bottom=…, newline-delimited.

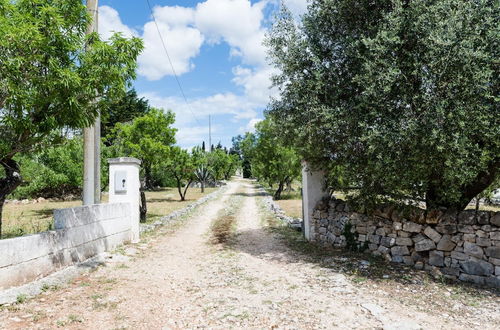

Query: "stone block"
left=375, top=227, right=386, bottom=236
left=367, top=226, right=376, bottom=235
left=380, top=236, right=396, bottom=247
left=451, top=234, right=463, bottom=243
left=319, top=227, right=327, bottom=234
left=415, top=261, right=424, bottom=270
left=393, top=222, right=402, bottom=231
left=485, top=246, right=500, bottom=259
left=489, top=257, right=500, bottom=266
left=458, top=210, right=476, bottom=225
left=369, top=234, right=381, bottom=244
left=450, top=251, right=468, bottom=261
left=391, top=246, right=410, bottom=256
left=429, top=251, right=444, bottom=267
left=460, top=260, right=494, bottom=276
left=477, top=212, right=490, bottom=225
left=396, top=237, right=413, bottom=246
left=392, top=255, right=404, bottom=263
left=437, top=235, right=456, bottom=251
left=490, top=232, right=500, bottom=240
left=412, top=234, right=426, bottom=243
left=357, top=226, right=367, bottom=234
left=403, top=256, right=414, bottom=265
left=403, top=222, right=422, bottom=233
left=358, top=234, right=366, bottom=242
left=463, top=234, right=476, bottom=243
left=476, top=230, right=487, bottom=238
left=444, top=256, right=452, bottom=267
left=491, top=213, right=500, bottom=227
left=435, top=225, right=457, bottom=235
left=398, top=231, right=411, bottom=238
left=377, top=245, right=389, bottom=254
left=368, top=244, right=378, bottom=251
left=415, top=239, right=436, bottom=252
left=476, top=238, right=491, bottom=247
left=458, top=225, right=474, bottom=234
left=459, top=273, right=485, bottom=285
left=441, top=267, right=460, bottom=277
left=496, top=266, right=500, bottom=276
left=485, top=277, right=500, bottom=288
left=463, top=242, right=484, bottom=259
left=424, top=226, right=442, bottom=243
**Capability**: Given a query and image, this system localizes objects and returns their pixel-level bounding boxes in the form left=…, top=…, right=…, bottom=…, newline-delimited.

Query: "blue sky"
left=97, top=0, right=308, bottom=149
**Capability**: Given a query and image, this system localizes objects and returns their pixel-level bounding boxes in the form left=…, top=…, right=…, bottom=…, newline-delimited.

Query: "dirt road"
left=1, top=179, right=499, bottom=329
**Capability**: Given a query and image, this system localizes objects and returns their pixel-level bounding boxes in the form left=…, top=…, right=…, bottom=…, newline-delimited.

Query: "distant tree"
left=240, top=133, right=257, bottom=178
left=252, top=119, right=301, bottom=199
left=102, top=89, right=150, bottom=145
left=202, top=141, right=206, bottom=152
left=112, top=109, right=176, bottom=190
left=267, top=1, right=499, bottom=210
left=166, top=147, right=196, bottom=201
left=0, top=0, right=142, bottom=236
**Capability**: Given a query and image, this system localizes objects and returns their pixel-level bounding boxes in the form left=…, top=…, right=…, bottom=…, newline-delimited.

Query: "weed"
left=68, top=314, right=83, bottom=323
left=16, top=294, right=27, bottom=304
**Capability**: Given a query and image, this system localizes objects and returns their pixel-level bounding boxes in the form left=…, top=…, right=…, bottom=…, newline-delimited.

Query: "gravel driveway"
left=1, top=179, right=499, bottom=329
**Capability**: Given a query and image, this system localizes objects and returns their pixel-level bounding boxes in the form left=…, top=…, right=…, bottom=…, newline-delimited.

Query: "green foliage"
left=101, top=89, right=150, bottom=145
left=267, top=0, right=499, bottom=210
left=232, top=133, right=257, bottom=178
left=0, top=0, right=143, bottom=159
left=251, top=118, right=301, bottom=199
left=111, top=108, right=177, bottom=189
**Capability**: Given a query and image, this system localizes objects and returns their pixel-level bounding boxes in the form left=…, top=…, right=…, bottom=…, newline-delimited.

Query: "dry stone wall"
left=311, top=198, right=500, bottom=287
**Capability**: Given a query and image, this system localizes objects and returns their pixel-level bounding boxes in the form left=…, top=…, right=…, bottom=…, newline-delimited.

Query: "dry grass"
left=275, top=199, right=302, bottom=218
left=1, top=187, right=217, bottom=239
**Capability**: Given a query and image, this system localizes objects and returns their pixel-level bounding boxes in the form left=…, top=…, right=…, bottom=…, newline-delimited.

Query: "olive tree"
left=267, top=1, right=499, bottom=210
left=0, top=0, right=143, bottom=236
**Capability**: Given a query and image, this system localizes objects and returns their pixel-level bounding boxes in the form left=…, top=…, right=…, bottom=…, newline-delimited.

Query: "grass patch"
left=211, top=214, right=236, bottom=244
left=2, top=187, right=218, bottom=239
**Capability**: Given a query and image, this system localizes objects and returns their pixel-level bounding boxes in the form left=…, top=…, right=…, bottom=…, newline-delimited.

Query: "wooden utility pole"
left=83, top=0, right=99, bottom=205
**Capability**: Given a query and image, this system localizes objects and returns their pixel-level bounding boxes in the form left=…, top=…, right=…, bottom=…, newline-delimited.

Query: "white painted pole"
left=83, top=0, right=99, bottom=206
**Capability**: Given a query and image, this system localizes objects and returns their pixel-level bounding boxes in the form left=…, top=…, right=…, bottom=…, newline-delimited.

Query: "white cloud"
left=98, top=6, right=137, bottom=40
left=284, top=0, right=309, bottom=17
left=195, top=0, right=268, bottom=66
left=140, top=91, right=259, bottom=148
left=138, top=20, right=204, bottom=80
left=232, top=65, right=278, bottom=104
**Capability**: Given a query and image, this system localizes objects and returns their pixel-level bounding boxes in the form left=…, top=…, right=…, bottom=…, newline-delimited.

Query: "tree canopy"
left=112, top=108, right=176, bottom=189
left=267, top=0, right=499, bottom=210
left=0, top=0, right=143, bottom=236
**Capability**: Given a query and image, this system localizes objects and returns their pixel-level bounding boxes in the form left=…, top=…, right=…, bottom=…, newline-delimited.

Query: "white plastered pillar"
left=108, top=157, right=141, bottom=243
left=302, top=161, right=329, bottom=241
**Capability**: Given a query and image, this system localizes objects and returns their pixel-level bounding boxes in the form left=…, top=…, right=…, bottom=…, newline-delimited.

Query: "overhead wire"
left=144, top=0, right=202, bottom=126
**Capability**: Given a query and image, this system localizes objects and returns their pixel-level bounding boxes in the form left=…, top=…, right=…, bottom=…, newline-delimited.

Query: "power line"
left=145, top=0, right=201, bottom=126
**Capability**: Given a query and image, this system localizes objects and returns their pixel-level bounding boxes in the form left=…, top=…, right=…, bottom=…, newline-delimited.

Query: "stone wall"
left=0, top=203, right=132, bottom=290
left=311, top=198, right=500, bottom=287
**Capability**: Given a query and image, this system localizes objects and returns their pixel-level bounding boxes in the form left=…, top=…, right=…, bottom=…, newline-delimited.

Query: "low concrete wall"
left=0, top=203, right=132, bottom=290
left=311, top=198, right=500, bottom=287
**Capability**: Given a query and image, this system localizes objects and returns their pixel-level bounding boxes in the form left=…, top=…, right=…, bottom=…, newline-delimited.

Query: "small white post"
left=302, top=161, right=329, bottom=241
left=108, top=157, right=141, bottom=243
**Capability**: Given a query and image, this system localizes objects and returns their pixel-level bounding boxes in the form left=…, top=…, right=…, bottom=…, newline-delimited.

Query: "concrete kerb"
left=256, top=185, right=303, bottom=231
left=139, top=184, right=228, bottom=234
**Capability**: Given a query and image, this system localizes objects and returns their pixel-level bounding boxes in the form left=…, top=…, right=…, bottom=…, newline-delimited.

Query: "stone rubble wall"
left=311, top=198, right=500, bottom=287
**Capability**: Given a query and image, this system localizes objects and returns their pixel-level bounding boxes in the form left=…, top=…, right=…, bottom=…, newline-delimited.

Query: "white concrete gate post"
left=302, top=161, right=329, bottom=241
left=108, top=157, right=141, bottom=243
